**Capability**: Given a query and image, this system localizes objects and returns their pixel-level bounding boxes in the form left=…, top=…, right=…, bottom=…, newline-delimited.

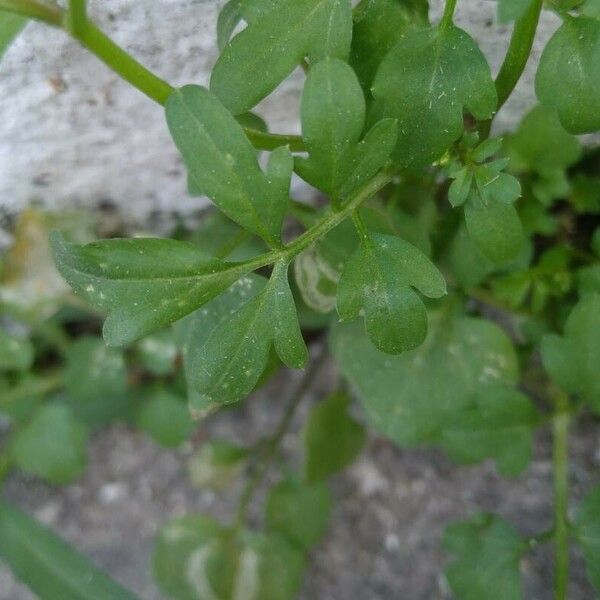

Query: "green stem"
left=0, top=0, right=63, bottom=25
left=441, top=0, right=458, bottom=28
left=480, top=0, right=543, bottom=137
left=235, top=345, right=325, bottom=527
left=66, top=0, right=86, bottom=36
left=552, top=391, right=570, bottom=600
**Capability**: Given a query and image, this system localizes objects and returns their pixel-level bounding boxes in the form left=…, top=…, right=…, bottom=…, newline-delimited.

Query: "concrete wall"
left=0, top=0, right=560, bottom=235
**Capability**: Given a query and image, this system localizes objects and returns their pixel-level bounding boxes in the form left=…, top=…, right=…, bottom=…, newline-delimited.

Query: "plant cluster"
left=0, top=0, right=600, bottom=598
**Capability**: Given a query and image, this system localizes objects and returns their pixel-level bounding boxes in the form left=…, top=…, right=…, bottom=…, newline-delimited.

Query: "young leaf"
left=166, top=85, right=292, bottom=247
left=0, top=328, right=33, bottom=372
left=541, top=294, right=600, bottom=411
left=185, top=261, right=307, bottom=406
left=217, top=0, right=244, bottom=50
left=463, top=166, right=524, bottom=265
left=444, top=513, right=526, bottom=600
left=372, top=24, right=497, bottom=168
left=210, top=0, right=353, bottom=114
left=440, top=385, right=540, bottom=476
left=51, top=232, right=245, bottom=347
left=337, top=231, right=446, bottom=354
left=11, top=404, right=88, bottom=485
left=265, top=478, right=331, bottom=551
left=303, top=391, right=366, bottom=482
left=536, top=17, right=600, bottom=134
left=137, top=391, right=194, bottom=447
left=0, top=503, right=139, bottom=599
left=154, top=515, right=305, bottom=600
left=0, top=12, right=26, bottom=62
left=574, top=485, right=600, bottom=593
left=295, top=57, right=397, bottom=206
left=350, top=0, right=429, bottom=90
left=330, top=306, right=518, bottom=445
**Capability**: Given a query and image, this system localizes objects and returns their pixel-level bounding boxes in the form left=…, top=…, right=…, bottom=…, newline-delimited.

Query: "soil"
left=1, top=353, right=599, bottom=600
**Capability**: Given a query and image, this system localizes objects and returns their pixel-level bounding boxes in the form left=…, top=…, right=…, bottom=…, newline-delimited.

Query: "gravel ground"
left=1, top=353, right=599, bottom=600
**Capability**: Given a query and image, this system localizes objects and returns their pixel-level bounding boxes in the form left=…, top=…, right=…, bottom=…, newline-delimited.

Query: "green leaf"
left=296, top=57, right=397, bottom=206
left=448, top=223, right=497, bottom=289
left=183, top=261, right=307, bottom=406
left=137, top=391, right=194, bottom=447
left=574, top=484, right=600, bottom=592
left=302, top=391, right=366, bottom=482
left=51, top=232, right=244, bottom=347
left=505, top=105, right=581, bottom=175
left=0, top=503, right=139, bottom=599
left=536, top=17, right=600, bottom=134
left=350, top=0, right=429, bottom=90
left=188, top=439, right=248, bottom=489
left=372, top=24, right=497, bottom=168
left=11, top=404, right=88, bottom=485
left=63, top=336, right=133, bottom=426
left=541, top=294, right=600, bottom=411
left=337, top=231, right=446, bottom=353
left=265, top=478, right=331, bottom=551
left=154, top=515, right=305, bottom=600
left=578, top=264, right=600, bottom=296
left=217, top=0, right=243, bottom=50
left=497, top=0, right=535, bottom=23
left=210, top=0, right=352, bottom=115
left=166, top=85, right=292, bottom=246
left=0, top=12, right=25, bottom=62
left=330, top=305, right=518, bottom=445
left=444, top=513, right=526, bottom=600
left=0, top=328, right=33, bottom=371
left=440, top=385, right=540, bottom=476
left=459, top=163, right=524, bottom=265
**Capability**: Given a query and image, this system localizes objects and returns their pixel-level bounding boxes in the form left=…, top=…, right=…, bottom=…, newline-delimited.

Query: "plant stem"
left=441, top=0, right=458, bottom=29
left=552, top=391, right=570, bottom=600
left=0, top=0, right=63, bottom=25
left=236, top=345, right=325, bottom=527
left=480, top=0, right=543, bottom=137
left=66, top=0, right=86, bottom=37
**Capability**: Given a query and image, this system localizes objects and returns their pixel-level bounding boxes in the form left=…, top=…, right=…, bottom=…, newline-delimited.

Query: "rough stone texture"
left=0, top=0, right=560, bottom=236
left=1, top=356, right=598, bottom=599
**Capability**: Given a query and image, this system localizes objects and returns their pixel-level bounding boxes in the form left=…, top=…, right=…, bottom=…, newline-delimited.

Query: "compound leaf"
left=265, top=478, right=331, bottom=551
left=574, top=485, right=600, bottom=593
left=330, top=306, right=518, bottom=445
left=0, top=503, right=139, bottom=599
left=211, top=0, right=352, bottom=115
left=536, top=17, right=600, bottom=134
left=296, top=57, right=397, bottom=206
left=166, top=85, right=292, bottom=246
left=337, top=231, right=446, bottom=354
left=372, top=24, right=497, bottom=168
left=303, top=391, right=366, bottom=482
left=541, top=294, right=600, bottom=411
left=440, top=385, right=540, bottom=476
left=444, top=513, right=526, bottom=600
left=51, top=232, right=245, bottom=347
left=184, top=261, right=307, bottom=406
left=11, top=404, right=88, bottom=485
